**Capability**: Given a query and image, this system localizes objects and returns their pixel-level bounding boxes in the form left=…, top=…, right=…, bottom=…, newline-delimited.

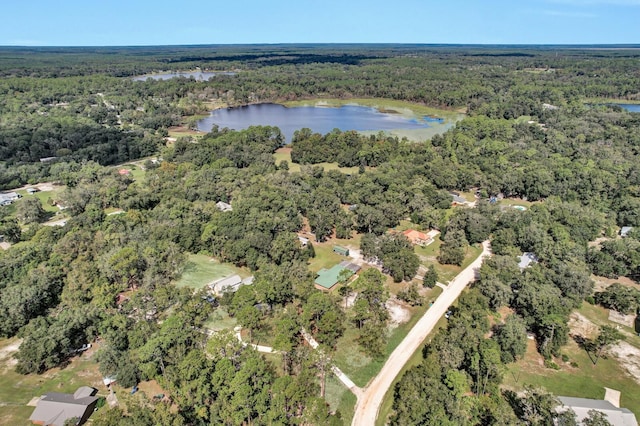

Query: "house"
left=209, top=274, right=254, bottom=294
left=298, top=236, right=309, bottom=246
left=29, top=386, right=99, bottom=426
left=518, top=252, right=538, bottom=270
left=403, top=229, right=439, bottom=246
left=620, top=226, right=633, bottom=238
left=556, top=391, right=637, bottom=426
left=0, top=192, right=22, bottom=205
left=451, top=192, right=468, bottom=205
left=314, top=261, right=361, bottom=291
left=27, top=187, right=40, bottom=194
left=216, top=201, right=233, bottom=212
left=333, top=246, right=349, bottom=256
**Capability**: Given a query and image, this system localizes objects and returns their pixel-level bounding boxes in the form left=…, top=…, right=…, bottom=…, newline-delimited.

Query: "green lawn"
left=308, top=245, right=349, bottom=275
left=325, top=374, right=356, bottom=423
left=503, top=338, right=640, bottom=418
left=204, top=307, right=237, bottom=332
left=416, top=241, right=483, bottom=283
left=333, top=288, right=443, bottom=388
left=15, top=187, right=64, bottom=214
left=0, top=337, right=106, bottom=426
left=273, top=149, right=361, bottom=175
left=175, top=253, right=249, bottom=290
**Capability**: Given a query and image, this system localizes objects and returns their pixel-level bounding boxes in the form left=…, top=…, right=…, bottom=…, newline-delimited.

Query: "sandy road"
left=352, top=241, right=492, bottom=426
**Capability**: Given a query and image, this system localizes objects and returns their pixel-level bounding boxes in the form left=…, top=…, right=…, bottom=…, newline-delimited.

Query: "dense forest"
left=1, top=45, right=640, bottom=425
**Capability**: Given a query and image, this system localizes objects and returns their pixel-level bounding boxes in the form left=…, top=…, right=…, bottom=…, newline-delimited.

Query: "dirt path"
left=352, top=241, right=492, bottom=426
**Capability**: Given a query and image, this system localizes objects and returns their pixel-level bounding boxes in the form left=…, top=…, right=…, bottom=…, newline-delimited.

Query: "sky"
left=2, top=0, right=639, bottom=46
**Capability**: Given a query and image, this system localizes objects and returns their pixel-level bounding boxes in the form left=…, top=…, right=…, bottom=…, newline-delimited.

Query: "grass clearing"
left=333, top=288, right=443, bottom=388
left=325, top=374, right=356, bottom=423
left=0, top=337, right=105, bottom=426
left=175, top=253, right=249, bottom=290
left=417, top=242, right=483, bottom=283
left=204, top=307, right=237, bottom=331
left=503, top=338, right=640, bottom=418
left=273, top=148, right=361, bottom=175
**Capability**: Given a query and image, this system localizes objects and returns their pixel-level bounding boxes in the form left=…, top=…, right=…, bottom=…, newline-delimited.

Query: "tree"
left=16, top=197, right=47, bottom=224
left=494, top=314, right=527, bottom=363
left=438, top=229, right=467, bottom=266
left=583, top=410, right=613, bottom=426
left=509, top=386, right=560, bottom=426
left=423, top=265, right=439, bottom=288
left=589, top=325, right=623, bottom=365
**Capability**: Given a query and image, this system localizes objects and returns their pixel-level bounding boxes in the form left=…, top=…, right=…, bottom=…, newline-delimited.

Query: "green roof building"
left=314, top=261, right=361, bottom=290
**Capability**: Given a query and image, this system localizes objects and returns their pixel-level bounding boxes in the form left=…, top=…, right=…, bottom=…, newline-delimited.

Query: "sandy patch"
left=0, top=339, right=22, bottom=369
left=0, top=242, right=10, bottom=250
left=568, top=312, right=599, bottom=338
left=386, top=299, right=411, bottom=327
left=27, top=397, right=41, bottom=406
left=608, top=341, right=640, bottom=385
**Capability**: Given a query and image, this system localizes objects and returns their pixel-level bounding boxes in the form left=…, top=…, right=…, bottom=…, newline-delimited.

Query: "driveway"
left=352, top=241, right=492, bottom=425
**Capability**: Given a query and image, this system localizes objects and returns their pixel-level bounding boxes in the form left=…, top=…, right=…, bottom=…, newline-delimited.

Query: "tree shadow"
left=571, top=334, right=596, bottom=365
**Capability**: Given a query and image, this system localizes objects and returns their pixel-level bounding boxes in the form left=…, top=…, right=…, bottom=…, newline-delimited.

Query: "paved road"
left=352, top=241, right=492, bottom=426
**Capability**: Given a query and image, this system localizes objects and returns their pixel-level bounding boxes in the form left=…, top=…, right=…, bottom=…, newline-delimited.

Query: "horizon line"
left=1, top=42, right=640, bottom=49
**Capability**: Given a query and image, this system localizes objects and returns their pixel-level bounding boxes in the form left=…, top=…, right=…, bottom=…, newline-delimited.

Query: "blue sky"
left=2, top=0, right=639, bottom=46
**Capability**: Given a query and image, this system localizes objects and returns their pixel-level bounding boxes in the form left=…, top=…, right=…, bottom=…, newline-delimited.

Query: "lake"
left=132, top=71, right=235, bottom=81
left=612, top=104, right=640, bottom=113
left=196, top=103, right=456, bottom=142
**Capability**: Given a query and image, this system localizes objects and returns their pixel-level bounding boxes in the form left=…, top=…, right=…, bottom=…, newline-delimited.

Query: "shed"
left=29, top=386, right=99, bottom=426
left=333, top=246, right=349, bottom=256
left=620, top=226, right=633, bottom=238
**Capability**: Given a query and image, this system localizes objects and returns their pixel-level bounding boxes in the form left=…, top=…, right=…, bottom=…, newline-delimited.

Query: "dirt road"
left=352, top=241, right=492, bottom=426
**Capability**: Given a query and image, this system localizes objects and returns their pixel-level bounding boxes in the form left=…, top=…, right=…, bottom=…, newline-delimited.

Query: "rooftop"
left=558, top=396, right=637, bottom=426
left=315, top=262, right=361, bottom=290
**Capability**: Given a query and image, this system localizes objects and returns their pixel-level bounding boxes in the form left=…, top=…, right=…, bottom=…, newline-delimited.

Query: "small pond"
left=611, top=104, right=640, bottom=113
left=196, top=103, right=456, bottom=142
left=132, top=71, right=235, bottom=81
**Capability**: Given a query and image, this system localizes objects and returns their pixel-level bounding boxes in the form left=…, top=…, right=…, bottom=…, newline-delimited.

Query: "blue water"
left=612, top=103, right=640, bottom=113
left=132, top=71, right=235, bottom=81
left=196, top=103, right=445, bottom=141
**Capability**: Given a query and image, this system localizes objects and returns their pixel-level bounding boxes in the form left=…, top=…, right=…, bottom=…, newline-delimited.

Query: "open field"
left=175, top=253, right=249, bottom=290
left=204, top=307, right=238, bottom=332
left=503, top=302, right=640, bottom=418
left=375, top=312, right=449, bottom=426
left=273, top=148, right=361, bottom=175
left=325, top=374, right=357, bottom=423
left=415, top=241, right=483, bottom=283
left=0, top=338, right=106, bottom=426
left=333, top=287, right=443, bottom=388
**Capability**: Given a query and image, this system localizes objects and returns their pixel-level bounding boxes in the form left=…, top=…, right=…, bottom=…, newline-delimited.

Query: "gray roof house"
left=216, top=201, right=233, bottom=212
left=620, top=226, right=633, bottom=238
left=557, top=394, right=638, bottom=426
left=209, top=274, right=254, bottom=294
left=518, top=252, right=538, bottom=270
left=29, top=386, right=99, bottom=426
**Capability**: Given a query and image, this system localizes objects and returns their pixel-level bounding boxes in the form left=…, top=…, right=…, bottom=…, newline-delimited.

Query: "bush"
left=544, top=359, right=560, bottom=370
